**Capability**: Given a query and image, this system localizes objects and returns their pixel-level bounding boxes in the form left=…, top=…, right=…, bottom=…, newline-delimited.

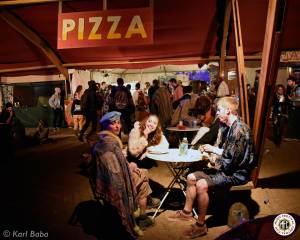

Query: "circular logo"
left=3, top=230, right=10, bottom=238
left=273, top=213, right=296, bottom=236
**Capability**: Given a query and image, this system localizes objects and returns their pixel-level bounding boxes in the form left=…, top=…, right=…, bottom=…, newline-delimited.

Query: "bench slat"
left=230, top=181, right=254, bottom=191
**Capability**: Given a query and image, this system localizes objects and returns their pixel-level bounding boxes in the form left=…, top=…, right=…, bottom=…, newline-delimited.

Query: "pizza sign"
left=57, top=8, right=153, bottom=49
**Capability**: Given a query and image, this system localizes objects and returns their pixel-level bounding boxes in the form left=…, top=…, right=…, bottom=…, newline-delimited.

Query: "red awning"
left=0, top=0, right=299, bottom=76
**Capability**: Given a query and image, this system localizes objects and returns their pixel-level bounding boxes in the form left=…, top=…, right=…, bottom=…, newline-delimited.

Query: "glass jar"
left=179, top=137, right=188, bottom=156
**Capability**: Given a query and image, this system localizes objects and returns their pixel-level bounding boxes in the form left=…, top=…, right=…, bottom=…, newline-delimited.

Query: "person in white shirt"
left=48, top=87, right=63, bottom=130
left=217, top=79, right=230, bottom=97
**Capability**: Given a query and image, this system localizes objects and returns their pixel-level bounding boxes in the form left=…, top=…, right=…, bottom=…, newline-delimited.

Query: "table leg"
left=168, top=164, right=198, bottom=219
left=152, top=175, right=178, bottom=219
left=152, top=163, right=198, bottom=219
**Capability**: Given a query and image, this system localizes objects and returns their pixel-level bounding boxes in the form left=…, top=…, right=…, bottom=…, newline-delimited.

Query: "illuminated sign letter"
left=78, top=18, right=84, bottom=40
left=88, top=17, right=102, bottom=40
left=125, top=15, right=147, bottom=39
left=107, top=16, right=121, bottom=39
left=62, top=19, right=75, bottom=40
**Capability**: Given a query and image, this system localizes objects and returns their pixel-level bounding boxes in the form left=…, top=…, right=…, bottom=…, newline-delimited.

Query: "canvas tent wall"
left=0, top=0, right=299, bottom=77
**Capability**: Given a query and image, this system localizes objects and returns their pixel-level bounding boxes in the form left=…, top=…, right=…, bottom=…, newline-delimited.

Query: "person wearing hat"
left=90, top=111, right=155, bottom=236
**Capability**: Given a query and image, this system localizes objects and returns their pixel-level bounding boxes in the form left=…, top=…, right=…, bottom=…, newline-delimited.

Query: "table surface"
left=146, top=148, right=205, bottom=163
left=166, top=126, right=200, bottom=132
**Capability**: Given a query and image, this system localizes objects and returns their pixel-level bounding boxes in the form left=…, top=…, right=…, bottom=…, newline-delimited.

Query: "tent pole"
left=252, top=0, right=288, bottom=187
left=163, top=65, right=167, bottom=77
left=219, top=0, right=232, bottom=81
left=232, top=0, right=249, bottom=125
left=58, top=0, right=62, bottom=14
left=103, top=0, right=107, bottom=10
left=140, top=69, right=143, bottom=83
left=64, top=78, right=68, bottom=99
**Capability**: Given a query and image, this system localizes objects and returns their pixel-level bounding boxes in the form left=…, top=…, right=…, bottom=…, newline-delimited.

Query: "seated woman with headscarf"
left=127, top=114, right=169, bottom=169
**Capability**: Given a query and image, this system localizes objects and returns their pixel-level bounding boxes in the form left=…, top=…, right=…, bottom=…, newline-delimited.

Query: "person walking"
left=48, top=87, right=63, bottom=130
left=78, top=80, right=101, bottom=141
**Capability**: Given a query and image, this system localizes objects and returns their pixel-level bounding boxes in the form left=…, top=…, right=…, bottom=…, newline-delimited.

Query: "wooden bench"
left=230, top=181, right=254, bottom=191
left=229, top=167, right=258, bottom=191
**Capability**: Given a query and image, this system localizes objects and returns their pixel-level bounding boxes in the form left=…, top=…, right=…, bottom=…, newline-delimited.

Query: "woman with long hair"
left=127, top=114, right=169, bottom=168
left=71, top=85, right=84, bottom=134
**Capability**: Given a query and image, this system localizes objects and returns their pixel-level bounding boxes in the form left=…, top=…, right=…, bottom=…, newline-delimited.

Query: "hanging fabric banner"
left=57, top=8, right=153, bottom=49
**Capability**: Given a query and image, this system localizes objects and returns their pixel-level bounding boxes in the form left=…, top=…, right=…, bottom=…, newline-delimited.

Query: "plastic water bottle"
left=179, top=137, right=188, bottom=156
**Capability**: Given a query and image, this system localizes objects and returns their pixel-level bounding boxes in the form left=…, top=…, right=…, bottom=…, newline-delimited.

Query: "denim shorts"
left=192, top=170, right=235, bottom=188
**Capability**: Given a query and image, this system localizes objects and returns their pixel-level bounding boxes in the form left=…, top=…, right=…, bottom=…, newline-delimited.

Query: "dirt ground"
left=0, top=128, right=300, bottom=240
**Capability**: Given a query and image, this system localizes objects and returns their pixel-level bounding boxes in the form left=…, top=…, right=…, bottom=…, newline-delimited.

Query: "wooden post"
left=58, top=0, right=62, bottom=14
left=150, top=0, right=154, bottom=8
left=252, top=0, right=288, bottom=186
left=219, top=0, right=232, bottom=80
left=140, top=69, right=143, bottom=83
left=103, top=0, right=107, bottom=10
left=232, top=0, right=249, bottom=125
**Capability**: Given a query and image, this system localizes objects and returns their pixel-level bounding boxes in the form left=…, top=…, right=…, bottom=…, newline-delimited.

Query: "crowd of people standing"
left=269, top=75, right=300, bottom=145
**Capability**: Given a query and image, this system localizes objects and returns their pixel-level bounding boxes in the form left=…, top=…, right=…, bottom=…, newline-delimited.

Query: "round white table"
left=166, top=126, right=200, bottom=132
left=146, top=148, right=205, bottom=219
left=146, top=148, right=202, bottom=163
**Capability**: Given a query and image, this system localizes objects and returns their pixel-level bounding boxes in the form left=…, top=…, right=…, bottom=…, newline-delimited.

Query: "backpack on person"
left=136, top=91, right=147, bottom=111
left=114, top=89, right=129, bottom=110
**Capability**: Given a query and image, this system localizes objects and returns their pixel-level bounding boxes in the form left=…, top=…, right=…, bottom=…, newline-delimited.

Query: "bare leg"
left=196, top=179, right=209, bottom=224
left=79, top=115, right=84, bottom=131
left=130, top=166, right=152, bottom=215
left=183, top=173, right=197, bottom=213
left=73, top=116, right=79, bottom=131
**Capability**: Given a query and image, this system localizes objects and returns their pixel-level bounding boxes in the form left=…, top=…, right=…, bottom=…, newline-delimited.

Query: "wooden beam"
left=0, top=0, right=70, bottom=6
left=227, top=55, right=262, bottom=60
left=0, top=55, right=263, bottom=74
left=63, top=55, right=262, bottom=67
left=219, top=0, right=232, bottom=80
left=252, top=0, right=287, bottom=186
left=232, top=0, right=250, bottom=125
left=63, top=57, right=221, bottom=67
left=0, top=9, right=69, bottom=80
left=0, top=65, right=56, bottom=73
